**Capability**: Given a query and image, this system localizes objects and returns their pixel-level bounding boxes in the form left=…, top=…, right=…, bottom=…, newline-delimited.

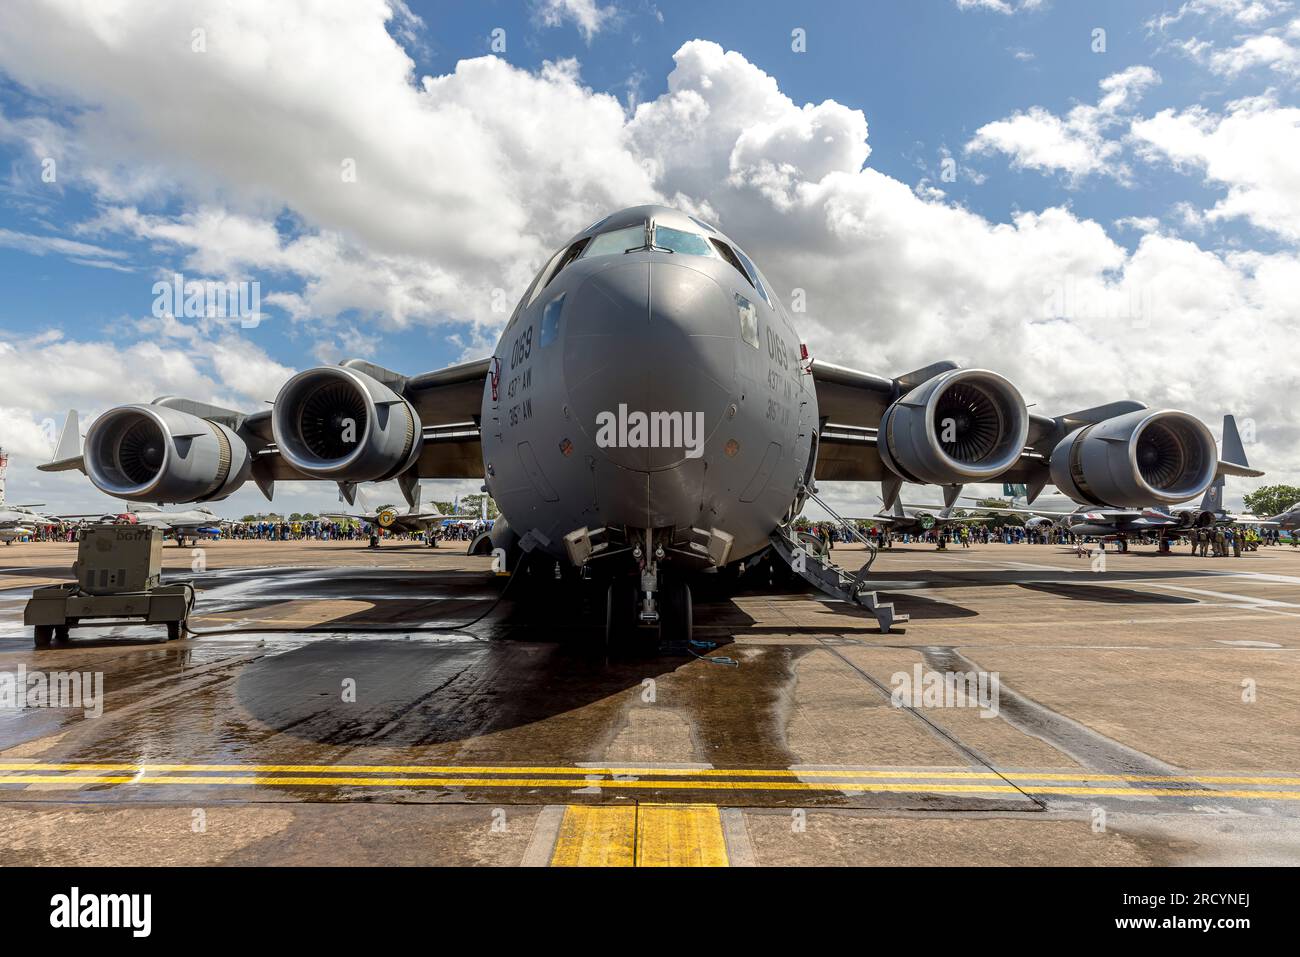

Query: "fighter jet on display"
left=856, top=498, right=994, bottom=540
left=965, top=416, right=1265, bottom=548
left=322, top=487, right=473, bottom=547
left=0, top=448, right=59, bottom=543
left=39, top=205, right=1264, bottom=640
left=0, top=502, right=56, bottom=544
left=58, top=503, right=228, bottom=546
left=1256, top=503, right=1300, bottom=531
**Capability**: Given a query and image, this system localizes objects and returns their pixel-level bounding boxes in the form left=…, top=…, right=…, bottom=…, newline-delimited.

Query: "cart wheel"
left=167, top=620, right=186, bottom=641
left=53, top=626, right=70, bottom=644
left=33, top=626, right=53, bottom=649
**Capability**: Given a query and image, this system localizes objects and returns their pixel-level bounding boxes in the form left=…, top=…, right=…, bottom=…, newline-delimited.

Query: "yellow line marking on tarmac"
left=2, top=762, right=1299, bottom=786
left=550, top=806, right=636, bottom=867
left=549, top=804, right=728, bottom=866
left=636, top=804, right=729, bottom=867
left=1, top=774, right=1299, bottom=800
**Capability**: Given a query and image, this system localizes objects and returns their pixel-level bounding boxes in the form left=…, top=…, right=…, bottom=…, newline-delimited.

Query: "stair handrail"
left=796, top=483, right=879, bottom=575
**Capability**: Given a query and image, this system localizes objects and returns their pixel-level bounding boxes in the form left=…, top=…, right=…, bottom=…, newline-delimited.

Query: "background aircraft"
left=852, top=498, right=994, bottom=542
left=0, top=504, right=53, bottom=544
left=322, top=487, right=475, bottom=547
left=0, top=447, right=60, bottom=543
left=59, top=504, right=228, bottom=547
left=1248, top=501, right=1300, bottom=530
left=39, top=205, right=1261, bottom=640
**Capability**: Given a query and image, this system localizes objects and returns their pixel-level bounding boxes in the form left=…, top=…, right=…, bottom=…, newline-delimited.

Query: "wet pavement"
left=1, top=539, right=1298, bottom=865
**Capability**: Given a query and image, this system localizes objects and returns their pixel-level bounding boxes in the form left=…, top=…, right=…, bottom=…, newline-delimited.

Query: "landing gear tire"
left=660, top=579, right=691, bottom=647
left=604, top=580, right=636, bottom=649
left=659, top=577, right=693, bottom=645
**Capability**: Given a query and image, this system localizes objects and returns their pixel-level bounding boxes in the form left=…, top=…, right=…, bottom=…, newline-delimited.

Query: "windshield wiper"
left=624, top=220, right=673, bottom=253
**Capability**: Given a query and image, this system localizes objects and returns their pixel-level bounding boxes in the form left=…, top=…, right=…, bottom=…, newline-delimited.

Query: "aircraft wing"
left=1225, top=514, right=1279, bottom=525
left=40, top=358, right=492, bottom=505
left=239, top=358, right=489, bottom=487
left=964, top=503, right=1076, bottom=518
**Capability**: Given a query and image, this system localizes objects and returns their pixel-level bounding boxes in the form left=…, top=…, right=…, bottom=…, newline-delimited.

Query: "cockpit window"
left=709, top=239, right=753, bottom=289
left=654, top=225, right=712, bottom=256
left=577, top=221, right=717, bottom=260
left=525, top=238, right=590, bottom=307
left=523, top=247, right=565, bottom=309
left=545, top=238, right=588, bottom=285
left=689, top=216, right=718, bottom=233
left=732, top=247, right=771, bottom=306
left=579, top=224, right=646, bottom=259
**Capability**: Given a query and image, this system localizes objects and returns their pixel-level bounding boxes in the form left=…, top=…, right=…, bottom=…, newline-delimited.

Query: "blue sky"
left=0, top=0, right=1296, bottom=513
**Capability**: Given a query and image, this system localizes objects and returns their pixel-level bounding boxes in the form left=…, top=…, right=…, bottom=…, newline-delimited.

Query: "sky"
left=0, top=0, right=1296, bottom=518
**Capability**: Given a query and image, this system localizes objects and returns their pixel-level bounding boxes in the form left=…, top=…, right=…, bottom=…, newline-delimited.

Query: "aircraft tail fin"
left=1220, top=414, right=1248, bottom=468
left=1200, top=480, right=1224, bottom=514
left=37, top=410, right=85, bottom=474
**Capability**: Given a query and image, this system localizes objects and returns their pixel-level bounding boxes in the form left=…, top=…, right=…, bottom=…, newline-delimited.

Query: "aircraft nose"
left=562, top=259, right=736, bottom=471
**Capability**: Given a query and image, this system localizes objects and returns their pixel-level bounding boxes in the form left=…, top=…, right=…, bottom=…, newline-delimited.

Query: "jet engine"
left=1171, top=508, right=1217, bottom=529
left=272, top=366, right=422, bottom=481
left=84, top=405, right=251, bottom=503
left=1049, top=409, right=1217, bottom=508
left=877, top=369, right=1029, bottom=485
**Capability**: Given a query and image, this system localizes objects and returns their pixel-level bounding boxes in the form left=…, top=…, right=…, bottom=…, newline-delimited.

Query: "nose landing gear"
left=602, top=573, right=693, bottom=650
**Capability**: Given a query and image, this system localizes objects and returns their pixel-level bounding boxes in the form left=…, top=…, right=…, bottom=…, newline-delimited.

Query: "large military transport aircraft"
left=41, top=205, right=1262, bottom=640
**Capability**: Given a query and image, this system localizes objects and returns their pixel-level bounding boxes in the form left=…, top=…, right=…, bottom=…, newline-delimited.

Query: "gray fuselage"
left=480, top=205, right=816, bottom=567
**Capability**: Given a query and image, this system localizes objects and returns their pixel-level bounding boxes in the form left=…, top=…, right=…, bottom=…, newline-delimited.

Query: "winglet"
left=1216, top=414, right=1264, bottom=478
left=37, top=410, right=85, bottom=473
left=1221, top=414, right=1248, bottom=467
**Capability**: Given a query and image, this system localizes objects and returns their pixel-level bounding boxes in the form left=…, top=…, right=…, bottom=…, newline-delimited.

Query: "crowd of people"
left=225, top=518, right=493, bottom=544
left=227, top=519, right=366, bottom=541
left=6, top=517, right=494, bottom=545
left=800, top=520, right=1290, bottom=554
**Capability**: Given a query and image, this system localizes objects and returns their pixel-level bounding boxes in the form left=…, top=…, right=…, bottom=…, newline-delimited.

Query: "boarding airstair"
left=769, top=486, right=908, bottom=633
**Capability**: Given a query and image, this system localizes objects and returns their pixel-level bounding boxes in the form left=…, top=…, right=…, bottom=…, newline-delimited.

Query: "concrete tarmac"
left=1, top=538, right=1297, bottom=866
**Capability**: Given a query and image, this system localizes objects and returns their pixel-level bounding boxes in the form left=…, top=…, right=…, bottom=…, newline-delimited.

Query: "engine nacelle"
left=877, top=369, right=1029, bottom=485
left=84, top=405, right=251, bottom=503
left=1049, top=410, right=1217, bottom=508
left=272, top=366, right=422, bottom=481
